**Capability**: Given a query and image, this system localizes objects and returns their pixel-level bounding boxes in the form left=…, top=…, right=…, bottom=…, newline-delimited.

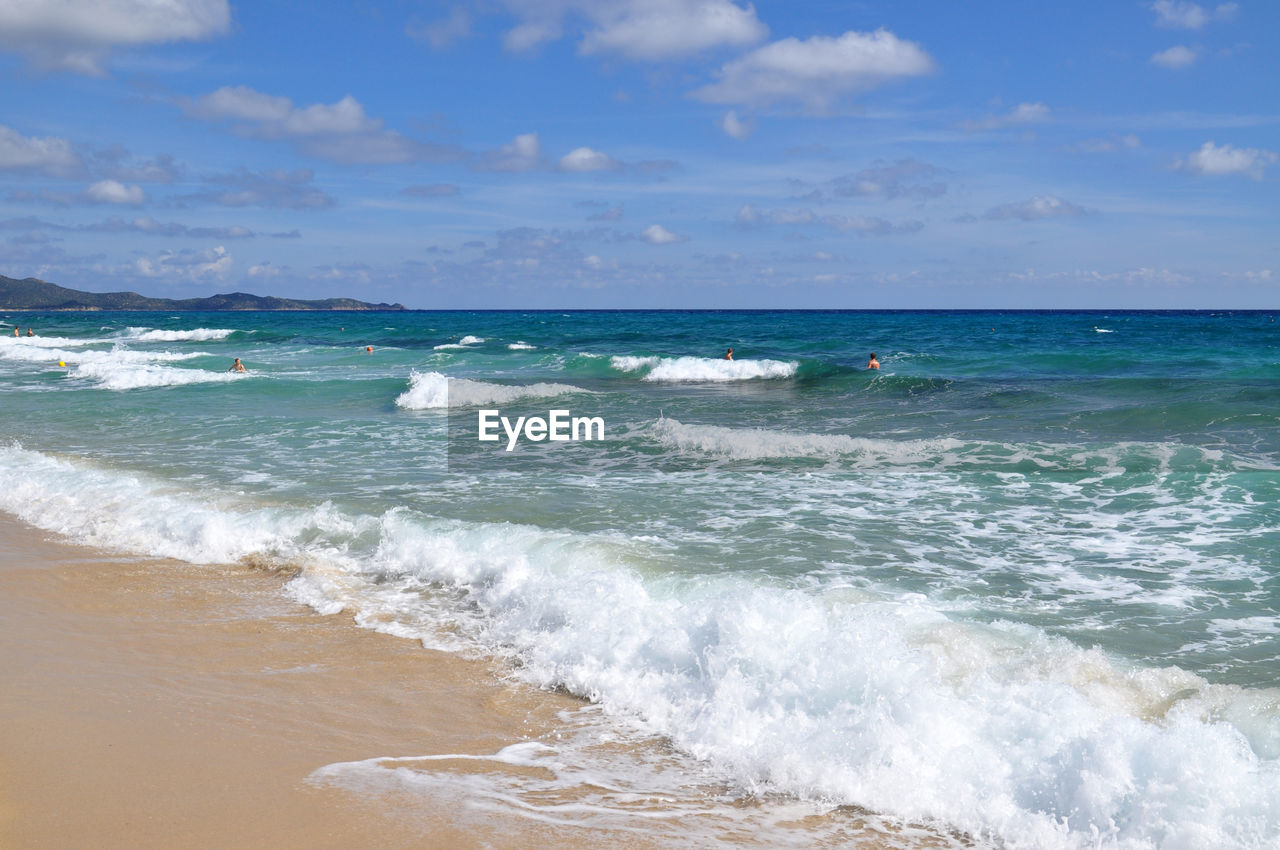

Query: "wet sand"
left=0, top=515, right=950, bottom=849
left=0, top=514, right=623, bottom=849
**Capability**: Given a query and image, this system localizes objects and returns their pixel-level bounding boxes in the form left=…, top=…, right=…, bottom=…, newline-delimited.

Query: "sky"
left=0, top=0, right=1276, bottom=309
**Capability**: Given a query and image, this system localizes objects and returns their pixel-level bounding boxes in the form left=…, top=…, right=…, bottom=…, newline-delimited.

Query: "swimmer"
left=724, top=347, right=734, bottom=361
left=867, top=352, right=880, bottom=370
left=11, top=328, right=17, bottom=337
left=228, top=358, right=247, bottom=373
left=25, top=328, right=33, bottom=337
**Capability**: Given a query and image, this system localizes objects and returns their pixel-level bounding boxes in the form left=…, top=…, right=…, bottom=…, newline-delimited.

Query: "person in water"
left=724, top=347, right=734, bottom=360
left=228, top=358, right=247, bottom=373
left=867, top=352, right=880, bottom=370
left=25, top=328, right=33, bottom=337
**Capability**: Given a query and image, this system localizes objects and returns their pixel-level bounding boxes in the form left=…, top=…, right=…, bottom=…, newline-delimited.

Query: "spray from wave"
left=119, top=327, right=238, bottom=342
left=395, top=371, right=592, bottom=409
left=611, top=355, right=796, bottom=381
left=0, top=443, right=1276, bottom=849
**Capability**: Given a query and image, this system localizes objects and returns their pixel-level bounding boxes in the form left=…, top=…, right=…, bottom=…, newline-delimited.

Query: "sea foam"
left=120, top=327, right=237, bottom=342
left=651, top=417, right=965, bottom=462
left=395, top=370, right=591, bottom=409
left=611, top=355, right=797, bottom=381
left=1, top=443, right=1276, bottom=849
left=434, top=335, right=486, bottom=350
left=71, top=360, right=247, bottom=390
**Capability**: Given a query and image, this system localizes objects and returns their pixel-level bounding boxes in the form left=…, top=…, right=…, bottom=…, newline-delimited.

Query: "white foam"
left=434, top=335, right=486, bottom=350
left=0, top=337, right=237, bottom=390
left=2, top=444, right=1277, bottom=849
left=120, top=327, right=237, bottom=342
left=508, top=342, right=536, bottom=350
left=611, top=355, right=796, bottom=381
left=0, top=335, right=107, bottom=350
left=650, top=417, right=965, bottom=462
left=70, top=360, right=247, bottom=390
left=395, top=371, right=591, bottom=409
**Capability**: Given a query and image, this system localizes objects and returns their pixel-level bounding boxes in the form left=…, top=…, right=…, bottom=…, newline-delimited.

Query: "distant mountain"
left=0, top=275, right=406, bottom=311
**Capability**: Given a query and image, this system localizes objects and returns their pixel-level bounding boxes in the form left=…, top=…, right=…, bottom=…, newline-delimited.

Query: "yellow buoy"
left=58, top=360, right=66, bottom=368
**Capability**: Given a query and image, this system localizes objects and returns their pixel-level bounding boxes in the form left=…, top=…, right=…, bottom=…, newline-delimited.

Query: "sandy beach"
left=0, top=515, right=938, bottom=850
left=0, top=514, right=632, bottom=849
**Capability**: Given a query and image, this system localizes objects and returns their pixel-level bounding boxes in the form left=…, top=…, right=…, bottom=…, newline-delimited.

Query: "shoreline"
left=0, top=513, right=945, bottom=848
left=0, top=514, right=630, bottom=848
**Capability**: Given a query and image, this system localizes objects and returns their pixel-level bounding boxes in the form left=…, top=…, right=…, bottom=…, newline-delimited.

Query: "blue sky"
left=1, top=0, right=1276, bottom=308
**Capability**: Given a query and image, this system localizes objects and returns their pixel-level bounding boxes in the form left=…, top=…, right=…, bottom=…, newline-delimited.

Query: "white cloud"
left=694, top=29, right=935, bottom=109
left=822, top=215, right=923, bottom=236
left=961, top=102, right=1050, bottom=131
left=641, top=224, right=686, bottom=244
left=0, top=125, right=82, bottom=177
left=85, top=180, right=145, bottom=205
left=499, top=0, right=765, bottom=59
left=578, top=0, right=766, bottom=60
left=479, top=132, right=543, bottom=172
left=1151, top=45, right=1198, bottom=68
left=408, top=7, right=471, bottom=49
left=1180, top=141, right=1277, bottom=179
left=189, top=87, right=380, bottom=137
left=247, top=262, right=283, bottom=278
left=503, top=17, right=563, bottom=52
left=829, top=159, right=947, bottom=200
left=1150, top=1, right=1237, bottom=29
left=192, top=168, right=334, bottom=209
left=559, top=146, right=620, bottom=171
left=0, top=0, right=230, bottom=74
left=720, top=110, right=754, bottom=139
left=135, top=245, right=232, bottom=279
left=982, top=195, right=1091, bottom=221
left=185, top=86, right=448, bottom=165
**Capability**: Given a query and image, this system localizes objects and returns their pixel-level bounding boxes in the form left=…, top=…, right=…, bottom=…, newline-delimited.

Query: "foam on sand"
left=611, top=355, right=796, bottom=381
left=394, top=371, right=592, bottom=409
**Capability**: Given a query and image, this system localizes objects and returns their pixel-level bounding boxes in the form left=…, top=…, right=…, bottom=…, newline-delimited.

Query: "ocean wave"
left=0, top=341, right=202, bottom=367
left=0, top=443, right=1277, bottom=849
left=120, top=327, right=237, bottom=342
left=395, top=371, right=592, bottom=409
left=434, top=335, right=486, bottom=350
left=0, top=338, right=236, bottom=389
left=611, top=355, right=797, bottom=381
left=0, top=334, right=111, bottom=350
left=650, top=417, right=964, bottom=461
left=70, top=360, right=248, bottom=390
left=508, top=342, right=536, bottom=350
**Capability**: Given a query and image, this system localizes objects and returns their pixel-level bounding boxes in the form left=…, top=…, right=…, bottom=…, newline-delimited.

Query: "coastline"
left=0, top=513, right=943, bottom=849
left=0, top=514, right=613, bottom=848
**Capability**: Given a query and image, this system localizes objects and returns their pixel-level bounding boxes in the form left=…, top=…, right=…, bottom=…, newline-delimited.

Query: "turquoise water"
left=2, top=310, right=1279, bottom=848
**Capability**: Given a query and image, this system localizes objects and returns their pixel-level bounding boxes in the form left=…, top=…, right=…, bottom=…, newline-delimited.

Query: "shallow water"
left=2, top=309, right=1278, bottom=848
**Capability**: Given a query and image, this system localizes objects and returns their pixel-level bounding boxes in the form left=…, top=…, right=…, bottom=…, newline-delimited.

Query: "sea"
left=1, top=309, right=1278, bottom=849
